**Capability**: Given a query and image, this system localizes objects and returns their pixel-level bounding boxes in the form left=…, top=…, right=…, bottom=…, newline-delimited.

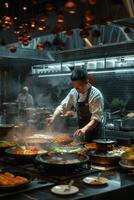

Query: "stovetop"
left=0, top=156, right=99, bottom=181
left=0, top=156, right=100, bottom=197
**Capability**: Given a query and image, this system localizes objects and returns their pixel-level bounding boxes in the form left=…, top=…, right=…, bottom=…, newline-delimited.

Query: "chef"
left=16, top=86, right=34, bottom=109
left=47, top=67, right=104, bottom=142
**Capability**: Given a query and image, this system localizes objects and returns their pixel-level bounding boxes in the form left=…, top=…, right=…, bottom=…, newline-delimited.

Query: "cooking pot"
left=90, top=151, right=120, bottom=166
left=0, top=124, right=14, bottom=138
left=93, top=139, right=116, bottom=152
left=35, top=152, right=90, bottom=175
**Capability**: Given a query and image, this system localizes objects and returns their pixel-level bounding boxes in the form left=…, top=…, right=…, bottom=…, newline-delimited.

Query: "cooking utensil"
left=35, top=153, right=90, bottom=175
left=64, top=180, right=74, bottom=192
left=5, top=147, right=48, bottom=164
left=97, top=172, right=101, bottom=180
left=0, top=140, right=15, bottom=153
left=93, top=139, right=116, bottom=152
left=13, top=136, right=25, bottom=150
left=89, top=151, right=120, bottom=166
left=94, top=139, right=116, bottom=144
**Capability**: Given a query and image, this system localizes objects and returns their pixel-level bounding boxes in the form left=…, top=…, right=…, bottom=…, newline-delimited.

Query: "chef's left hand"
left=74, top=128, right=86, bottom=137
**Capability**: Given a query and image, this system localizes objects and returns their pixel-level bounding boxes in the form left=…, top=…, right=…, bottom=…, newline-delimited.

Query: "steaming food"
left=26, top=134, right=72, bottom=144
left=108, top=148, right=125, bottom=157
left=52, top=146, right=82, bottom=153
left=120, top=146, right=132, bottom=152
left=49, top=135, right=72, bottom=143
left=27, top=134, right=53, bottom=140
left=0, top=140, right=15, bottom=148
left=83, top=176, right=108, bottom=185
left=9, top=147, right=47, bottom=155
left=45, top=157, right=81, bottom=164
left=0, top=172, right=28, bottom=186
left=120, top=149, right=134, bottom=167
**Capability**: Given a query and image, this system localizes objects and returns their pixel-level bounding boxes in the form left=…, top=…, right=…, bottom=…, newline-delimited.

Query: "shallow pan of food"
left=51, top=145, right=84, bottom=154
left=0, top=140, right=16, bottom=153
left=35, top=152, right=90, bottom=175
left=5, top=146, right=48, bottom=164
left=0, top=170, right=32, bottom=191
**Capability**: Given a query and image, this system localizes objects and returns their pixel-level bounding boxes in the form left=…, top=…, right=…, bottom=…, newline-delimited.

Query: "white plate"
left=51, top=185, right=79, bottom=195
left=119, top=161, right=134, bottom=169
left=83, top=176, right=108, bottom=186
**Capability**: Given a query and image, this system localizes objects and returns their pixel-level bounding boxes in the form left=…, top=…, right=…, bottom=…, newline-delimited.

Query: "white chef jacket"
left=53, top=84, right=104, bottom=123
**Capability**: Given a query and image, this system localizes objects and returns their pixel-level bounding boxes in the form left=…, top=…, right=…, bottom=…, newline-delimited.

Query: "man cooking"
left=16, top=86, right=34, bottom=109
left=47, top=67, right=104, bottom=142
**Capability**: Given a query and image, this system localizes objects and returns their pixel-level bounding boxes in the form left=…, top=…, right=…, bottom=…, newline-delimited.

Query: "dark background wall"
left=1, top=68, right=134, bottom=112
left=24, top=70, right=134, bottom=111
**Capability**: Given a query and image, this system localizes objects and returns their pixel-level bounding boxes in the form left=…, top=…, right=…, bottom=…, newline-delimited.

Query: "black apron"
left=76, top=86, right=102, bottom=143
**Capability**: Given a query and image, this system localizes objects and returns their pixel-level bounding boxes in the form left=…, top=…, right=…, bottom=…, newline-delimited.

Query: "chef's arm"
left=81, top=119, right=99, bottom=133
left=51, top=92, right=74, bottom=121
left=51, top=105, right=63, bottom=120
left=82, top=95, right=104, bottom=134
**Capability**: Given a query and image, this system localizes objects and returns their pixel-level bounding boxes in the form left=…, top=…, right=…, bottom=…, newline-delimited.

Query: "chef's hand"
left=45, top=117, right=54, bottom=126
left=74, top=128, right=86, bottom=137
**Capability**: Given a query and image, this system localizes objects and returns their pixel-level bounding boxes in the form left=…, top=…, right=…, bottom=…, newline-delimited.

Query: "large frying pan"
left=35, top=152, right=90, bottom=175
left=0, top=140, right=16, bottom=154
left=5, top=146, right=48, bottom=164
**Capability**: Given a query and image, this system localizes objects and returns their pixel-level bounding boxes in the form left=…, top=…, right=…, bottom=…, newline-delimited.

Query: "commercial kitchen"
left=0, top=0, right=134, bottom=199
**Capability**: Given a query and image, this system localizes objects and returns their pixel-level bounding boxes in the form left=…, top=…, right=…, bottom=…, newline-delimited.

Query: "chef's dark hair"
left=71, top=67, right=88, bottom=81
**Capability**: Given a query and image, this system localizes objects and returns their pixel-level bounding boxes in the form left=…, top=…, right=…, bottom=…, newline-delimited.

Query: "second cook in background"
left=47, top=67, right=104, bottom=143
left=16, top=86, right=34, bottom=109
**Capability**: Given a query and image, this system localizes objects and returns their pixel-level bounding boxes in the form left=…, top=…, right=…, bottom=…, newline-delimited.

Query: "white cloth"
left=54, top=84, right=104, bottom=123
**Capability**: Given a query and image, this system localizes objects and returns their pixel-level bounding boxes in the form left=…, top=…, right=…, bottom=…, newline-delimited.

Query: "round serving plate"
left=119, top=161, right=134, bottom=169
left=83, top=176, right=108, bottom=186
left=51, top=185, right=79, bottom=195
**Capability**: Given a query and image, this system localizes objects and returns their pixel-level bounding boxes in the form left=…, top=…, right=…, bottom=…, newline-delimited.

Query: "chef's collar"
left=79, top=83, right=91, bottom=95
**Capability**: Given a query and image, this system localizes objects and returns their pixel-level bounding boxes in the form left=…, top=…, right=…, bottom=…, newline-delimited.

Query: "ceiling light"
left=22, top=6, right=28, bottom=11
left=4, top=2, right=9, bottom=8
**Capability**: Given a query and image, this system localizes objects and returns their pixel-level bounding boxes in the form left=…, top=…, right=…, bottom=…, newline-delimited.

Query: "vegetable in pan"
left=0, top=140, right=15, bottom=148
